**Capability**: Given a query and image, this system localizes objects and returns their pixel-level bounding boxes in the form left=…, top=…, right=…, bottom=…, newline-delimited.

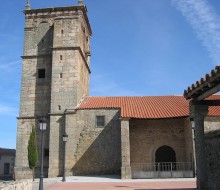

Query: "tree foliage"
left=28, top=125, right=38, bottom=180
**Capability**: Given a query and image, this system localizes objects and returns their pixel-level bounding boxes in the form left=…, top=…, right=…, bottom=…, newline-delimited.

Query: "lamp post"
left=190, top=116, right=196, bottom=177
left=39, top=117, right=47, bottom=190
left=62, top=132, right=68, bottom=182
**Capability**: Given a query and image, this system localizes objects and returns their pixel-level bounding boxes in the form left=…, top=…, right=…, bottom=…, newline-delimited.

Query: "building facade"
left=15, top=1, right=220, bottom=181
left=0, top=148, right=15, bottom=180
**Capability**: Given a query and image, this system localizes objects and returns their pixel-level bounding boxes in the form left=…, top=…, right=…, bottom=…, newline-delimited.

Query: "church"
left=15, top=0, right=220, bottom=181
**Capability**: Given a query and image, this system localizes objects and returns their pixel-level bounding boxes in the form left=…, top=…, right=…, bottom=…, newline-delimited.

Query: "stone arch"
left=154, top=145, right=176, bottom=171
left=155, top=145, right=176, bottom=163
left=151, top=143, right=179, bottom=163
left=35, top=18, right=53, bottom=27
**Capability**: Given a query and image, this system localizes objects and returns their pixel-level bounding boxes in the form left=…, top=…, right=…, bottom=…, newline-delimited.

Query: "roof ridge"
left=84, top=95, right=185, bottom=98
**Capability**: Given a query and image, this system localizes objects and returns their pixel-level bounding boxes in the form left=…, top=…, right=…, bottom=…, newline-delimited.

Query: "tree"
left=28, top=125, right=38, bottom=181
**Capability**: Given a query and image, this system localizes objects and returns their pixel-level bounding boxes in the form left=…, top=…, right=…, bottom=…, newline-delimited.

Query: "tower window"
left=44, top=149, right=49, bottom=157
left=96, top=116, right=105, bottom=127
left=58, top=105, right=61, bottom=110
left=38, top=69, right=46, bottom=78
left=59, top=73, right=63, bottom=78
left=60, top=55, right=63, bottom=60
left=61, top=29, right=64, bottom=34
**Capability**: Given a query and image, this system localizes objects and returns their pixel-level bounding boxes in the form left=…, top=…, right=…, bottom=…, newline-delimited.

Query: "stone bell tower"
left=15, top=0, right=92, bottom=179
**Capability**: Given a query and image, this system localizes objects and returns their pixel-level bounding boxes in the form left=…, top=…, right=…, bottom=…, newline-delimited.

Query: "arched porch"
left=129, top=118, right=194, bottom=178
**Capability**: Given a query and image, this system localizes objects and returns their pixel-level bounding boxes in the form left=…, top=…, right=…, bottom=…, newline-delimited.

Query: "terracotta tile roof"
left=76, top=95, right=220, bottom=119
left=184, top=66, right=220, bottom=100
left=206, top=95, right=220, bottom=116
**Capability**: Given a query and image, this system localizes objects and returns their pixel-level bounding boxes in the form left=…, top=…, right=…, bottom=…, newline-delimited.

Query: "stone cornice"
left=54, top=16, right=79, bottom=20
left=21, top=54, right=52, bottom=59
left=17, top=115, right=50, bottom=119
left=48, top=112, right=64, bottom=116
left=64, top=109, right=76, bottom=114
left=17, top=116, right=36, bottom=119
left=23, top=6, right=92, bottom=35
left=24, top=27, right=34, bottom=31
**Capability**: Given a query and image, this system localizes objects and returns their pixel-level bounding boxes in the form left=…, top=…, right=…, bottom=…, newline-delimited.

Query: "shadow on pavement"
left=0, top=176, right=13, bottom=181
left=134, top=189, right=196, bottom=190
left=115, top=185, right=197, bottom=190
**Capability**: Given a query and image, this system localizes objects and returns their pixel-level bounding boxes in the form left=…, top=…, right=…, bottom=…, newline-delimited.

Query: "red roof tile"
left=184, top=66, right=220, bottom=100
left=76, top=95, right=220, bottom=119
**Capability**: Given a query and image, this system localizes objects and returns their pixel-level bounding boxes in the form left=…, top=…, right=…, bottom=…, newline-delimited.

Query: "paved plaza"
left=32, top=176, right=197, bottom=190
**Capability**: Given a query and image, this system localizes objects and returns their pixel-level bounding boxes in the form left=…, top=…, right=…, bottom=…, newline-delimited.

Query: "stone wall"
left=183, top=118, right=194, bottom=163
left=130, top=118, right=192, bottom=164
left=15, top=119, right=34, bottom=180
left=65, top=109, right=121, bottom=176
left=48, top=115, right=65, bottom=177
left=21, top=20, right=52, bottom=118
left=204, top=117, right=220, bottom=190
left=0, top=180, right=32, bottom=190
left=16, top=5, right=91, bottom=179
left=121, top=119, right=131, bottom=179
left=15, top=118, right=50, bottom=180
left=51, top=15, right=90, bottom=114
left=0, top=155, right=15, bottom=176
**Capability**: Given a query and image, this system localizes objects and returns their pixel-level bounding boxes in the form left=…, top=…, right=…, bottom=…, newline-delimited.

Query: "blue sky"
left=1, top=0, right=220, bottom=149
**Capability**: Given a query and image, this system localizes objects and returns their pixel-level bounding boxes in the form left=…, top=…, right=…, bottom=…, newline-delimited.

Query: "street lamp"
left=62, top=132, right=68, bottom=182
left=39, top=117, right=47, bottom=190
left=190, top=117, right=195, bottom=129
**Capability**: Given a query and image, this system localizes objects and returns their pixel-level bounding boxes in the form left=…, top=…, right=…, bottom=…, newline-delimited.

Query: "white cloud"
left=0, top=104, right=18, bottom=116
left=172, top=0, right=220, bottom=64
left=0, top=60, right=20, bottom=70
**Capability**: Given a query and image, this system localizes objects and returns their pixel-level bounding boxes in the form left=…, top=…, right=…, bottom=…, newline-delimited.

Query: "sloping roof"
left=0, top=148, right=15, bottom=155
left=184, top=66, right=220, bottom=100
left=76, top=95, right=220, bottom=119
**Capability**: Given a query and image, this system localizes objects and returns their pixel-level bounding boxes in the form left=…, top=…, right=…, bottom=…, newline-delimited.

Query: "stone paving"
left=32, top=176, right=197, bottom=190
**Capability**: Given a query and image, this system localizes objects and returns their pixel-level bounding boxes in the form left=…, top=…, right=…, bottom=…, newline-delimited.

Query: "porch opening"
left=131, top=144, right=193, bottom=178
left=155, top=145, right=176, bottom=163
left=155, top=146, right=176, bottom=171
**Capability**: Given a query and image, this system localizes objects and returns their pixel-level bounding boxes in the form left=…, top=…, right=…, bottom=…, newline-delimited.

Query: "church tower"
left=15, top=0, right=92, bottom=179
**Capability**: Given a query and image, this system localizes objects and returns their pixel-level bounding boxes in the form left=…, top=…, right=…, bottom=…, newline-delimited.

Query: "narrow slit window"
left=60, top=55, right=63, bottom=60
left=61, top=29, right=64, bottom=34
left=58, top=105, right=61, bottom=110
left=44, top=149, right=49, bottom=157
left=59, top=73, right=63, bottom=78
left=38, top=69, right=46, bottom=78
